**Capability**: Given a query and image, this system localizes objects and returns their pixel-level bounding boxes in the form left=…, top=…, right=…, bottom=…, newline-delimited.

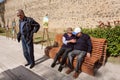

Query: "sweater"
left=74, top=33, right=92, bottom=53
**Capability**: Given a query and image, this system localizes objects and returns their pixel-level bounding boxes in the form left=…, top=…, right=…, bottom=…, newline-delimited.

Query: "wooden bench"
left=45, top=34, right=107, bottom=76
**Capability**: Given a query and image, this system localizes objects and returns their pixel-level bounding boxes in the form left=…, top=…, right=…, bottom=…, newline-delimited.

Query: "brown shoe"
left=65, top=68, right=73, bottom=74
left=73, top=72, right=80, bottom=78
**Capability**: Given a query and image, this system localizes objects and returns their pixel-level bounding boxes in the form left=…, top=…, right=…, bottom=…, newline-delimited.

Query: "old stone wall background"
left=1, top=0, right=120, bottom=32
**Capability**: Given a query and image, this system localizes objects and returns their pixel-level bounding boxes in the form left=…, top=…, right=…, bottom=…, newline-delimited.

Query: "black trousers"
left=53, top=47, right=72, bottom=66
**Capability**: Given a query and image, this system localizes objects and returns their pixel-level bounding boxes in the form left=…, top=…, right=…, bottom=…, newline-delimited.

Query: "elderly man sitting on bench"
left=66, top=27, right=92, bottom=78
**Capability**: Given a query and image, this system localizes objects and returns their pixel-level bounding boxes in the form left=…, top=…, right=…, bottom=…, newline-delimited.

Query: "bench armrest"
left=52, top=42, right=58, bottom=47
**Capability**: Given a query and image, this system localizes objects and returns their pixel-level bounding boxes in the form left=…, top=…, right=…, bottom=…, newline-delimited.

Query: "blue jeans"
left=21, top=35, right=34, bottom=64
left=68, top=50, right=86, bottom=72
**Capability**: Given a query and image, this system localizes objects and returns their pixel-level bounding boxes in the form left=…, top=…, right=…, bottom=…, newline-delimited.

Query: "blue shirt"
left=20, top=21, right=26, bottom=34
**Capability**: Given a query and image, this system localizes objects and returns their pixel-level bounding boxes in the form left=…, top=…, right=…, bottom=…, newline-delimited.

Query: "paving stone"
left=0, top=36, right=120, bottom=80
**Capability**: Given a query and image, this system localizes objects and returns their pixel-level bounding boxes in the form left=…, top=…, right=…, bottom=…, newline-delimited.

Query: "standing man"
left=16, top=9, right=40, bottom=69
left=5, top=19, right=10, bottom=39
left=11, top=18, right=17, bottom=40
left=66, top=27, right=92, bottom=78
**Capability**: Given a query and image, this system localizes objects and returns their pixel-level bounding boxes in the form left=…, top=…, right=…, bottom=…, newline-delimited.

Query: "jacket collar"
left=19, top=16, right=27, bottom=22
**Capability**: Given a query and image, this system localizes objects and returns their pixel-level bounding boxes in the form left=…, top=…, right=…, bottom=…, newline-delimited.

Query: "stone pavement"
left=0, top=36, right=120, bottom=80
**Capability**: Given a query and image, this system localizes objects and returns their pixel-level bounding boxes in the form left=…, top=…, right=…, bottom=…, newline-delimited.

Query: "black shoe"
left=51, top=63, right=56, bottom=68
left=30, top=64, right=35, bottom=69
left=25, top=63, right=30, bottom=66
left=58, top=66, right=63, bottom=72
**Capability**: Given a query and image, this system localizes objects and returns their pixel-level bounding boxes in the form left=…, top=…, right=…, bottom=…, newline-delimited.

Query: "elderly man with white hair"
left=66, top=27, right=92, bottom=78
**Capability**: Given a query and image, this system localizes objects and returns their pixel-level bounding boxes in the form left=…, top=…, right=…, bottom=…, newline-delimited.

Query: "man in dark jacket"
left=66, top=27, right=92, bottom=78
left=16, top=9, right=40, bottom=69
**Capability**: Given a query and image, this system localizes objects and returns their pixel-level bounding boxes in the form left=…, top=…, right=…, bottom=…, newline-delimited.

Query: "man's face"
left=67, top=28, right=72, bottom=34
left=17, top=11, right=24, bottom=20
left=76, top=32, right=81, bottom=37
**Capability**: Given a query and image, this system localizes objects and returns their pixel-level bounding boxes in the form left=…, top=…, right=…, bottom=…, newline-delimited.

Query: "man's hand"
left=17, top=33, right=21, bottom=43
left=69, top=39, right=76, bottom=43
left=17, top=38, right=20, bottom=42
left=86, top=52, right=91, bottom=57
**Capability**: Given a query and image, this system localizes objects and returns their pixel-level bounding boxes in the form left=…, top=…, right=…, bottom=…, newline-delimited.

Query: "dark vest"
left=62, top=33, right=75, bottom=49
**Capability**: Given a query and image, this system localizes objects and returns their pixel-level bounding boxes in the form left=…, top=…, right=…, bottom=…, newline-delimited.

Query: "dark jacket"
left=74, top=33, right=92, bottom=53
left=17, top=16, right=40, bottom=43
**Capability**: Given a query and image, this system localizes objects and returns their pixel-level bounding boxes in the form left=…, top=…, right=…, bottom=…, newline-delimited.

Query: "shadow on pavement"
left=35, top=55, right=49, bottom=65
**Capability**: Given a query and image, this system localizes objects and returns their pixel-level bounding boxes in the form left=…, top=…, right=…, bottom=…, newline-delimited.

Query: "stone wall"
left=3, top=0, right=120, bottom=32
